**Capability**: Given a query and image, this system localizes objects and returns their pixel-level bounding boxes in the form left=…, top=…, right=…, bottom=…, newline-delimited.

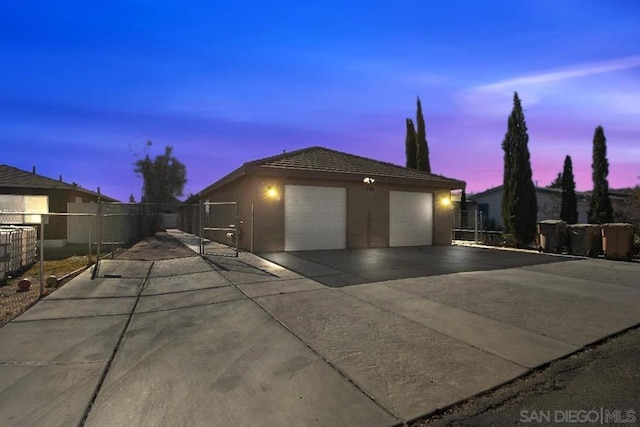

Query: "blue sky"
left=1, top=1, right=639, bottom=201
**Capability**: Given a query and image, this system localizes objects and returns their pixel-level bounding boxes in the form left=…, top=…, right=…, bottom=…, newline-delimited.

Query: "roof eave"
left=252, top=166, right=465, bottom=189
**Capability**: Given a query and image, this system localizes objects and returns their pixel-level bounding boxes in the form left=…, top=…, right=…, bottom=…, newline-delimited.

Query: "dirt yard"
left=115, top=231, right=196, bottom=260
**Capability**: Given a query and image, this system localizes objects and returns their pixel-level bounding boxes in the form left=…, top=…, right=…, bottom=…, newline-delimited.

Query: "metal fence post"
left=250, top=201, right=254, bottom=254
left=88, top=213, right=92, bottom=266
left=474, top=209, right=478, bottom=243
left=120, top=206, right=124, bottom=255
left=97, top=198, right=102, bottom=261
left=39, top=219, right=44, bottom=297
left=234, top=202, right=239, bottom=257
left=198, top=200, right=203, bottom=255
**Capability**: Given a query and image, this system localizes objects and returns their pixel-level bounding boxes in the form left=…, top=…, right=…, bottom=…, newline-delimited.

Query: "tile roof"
left=188, top=146, right=465, bottom=202
left=249, top=146, right=465, bottom=185
left=0, top=164, right=117, bottom=201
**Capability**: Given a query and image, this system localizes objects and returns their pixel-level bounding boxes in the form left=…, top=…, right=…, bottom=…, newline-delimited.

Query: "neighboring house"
left=0, top=165, right=118, bottom=247
left=180, top=146, right=465, bottom=252
left=468, top=185, right=628, bottom=229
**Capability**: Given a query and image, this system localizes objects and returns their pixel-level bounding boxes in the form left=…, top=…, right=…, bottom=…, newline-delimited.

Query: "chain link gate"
left=199, top=201, right=239, bottom=258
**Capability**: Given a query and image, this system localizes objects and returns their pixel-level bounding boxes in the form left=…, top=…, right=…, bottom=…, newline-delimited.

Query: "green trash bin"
left=601, top=223, right=634, bottom=261
left=567, top=224, right=601, bottom=257
left=537, top=220, right=567, bottom=253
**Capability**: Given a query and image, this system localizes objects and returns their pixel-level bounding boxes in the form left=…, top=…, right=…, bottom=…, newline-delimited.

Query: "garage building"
left=180, top=147, right=465, bottom=252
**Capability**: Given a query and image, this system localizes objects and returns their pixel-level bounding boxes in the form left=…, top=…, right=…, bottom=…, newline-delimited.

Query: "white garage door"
left=284, top=185, right=347, bottom=251
left=389, top=191, right=433, bottom=247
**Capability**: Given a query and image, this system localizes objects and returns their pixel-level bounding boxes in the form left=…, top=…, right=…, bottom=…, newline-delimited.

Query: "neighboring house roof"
left=469, top=184, right=628, bottom=201
left=188, top=146, right=465, bottom=202
left=469, top=185, right=568, bottom=199
left=467, top=185, right=504, bottom=199
left=0, top=164, right=118, bottom=202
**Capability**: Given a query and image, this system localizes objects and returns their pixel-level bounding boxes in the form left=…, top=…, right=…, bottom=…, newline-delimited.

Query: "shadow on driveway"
left=259, top=245, right=575, bottom=287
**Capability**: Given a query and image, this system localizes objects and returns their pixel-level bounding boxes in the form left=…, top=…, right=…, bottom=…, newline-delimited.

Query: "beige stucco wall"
left=433, top=189, right=454, bottom=245
left=187, top=174, right=455, bottom=252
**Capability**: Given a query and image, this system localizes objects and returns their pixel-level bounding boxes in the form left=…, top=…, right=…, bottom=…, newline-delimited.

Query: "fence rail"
left=452, top=209, right=504, bottom=245
left=199, top=201, right=239, bottom=257
left=0, top=200, right=159, bottom=297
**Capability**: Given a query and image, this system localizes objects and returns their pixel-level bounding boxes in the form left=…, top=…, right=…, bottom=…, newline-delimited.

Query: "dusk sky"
left=1, top=1, right=639, bottom=202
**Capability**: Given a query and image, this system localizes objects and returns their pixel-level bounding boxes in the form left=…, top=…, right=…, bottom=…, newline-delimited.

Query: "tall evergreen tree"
left=404, top=118, right=417, bottom=169
left=548, top=172, right=563, bottom=189
left=560, top=155, right=578, bottom=224
left=415, top=97, right=431, bottom=173
left=501, top=92, right=537, bottom=246
left=501, top=117, right=514, bottom=234
left=588, top=126, right=614, bottom=223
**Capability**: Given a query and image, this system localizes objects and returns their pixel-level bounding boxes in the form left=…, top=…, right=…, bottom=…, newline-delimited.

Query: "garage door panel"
left=285, top=185, right=346, bottom=251
left=389, top=191, right=433, bottom=247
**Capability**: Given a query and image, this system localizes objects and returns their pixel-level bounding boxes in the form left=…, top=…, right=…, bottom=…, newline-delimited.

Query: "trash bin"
left=567, top=224, right=601, bottom=257
left=537, top=220, right=567, bottom=253
left=601, top=223, right=634, bottom=261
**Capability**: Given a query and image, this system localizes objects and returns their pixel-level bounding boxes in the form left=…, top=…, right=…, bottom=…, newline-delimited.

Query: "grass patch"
left=7, top=256, right=92, bottom=285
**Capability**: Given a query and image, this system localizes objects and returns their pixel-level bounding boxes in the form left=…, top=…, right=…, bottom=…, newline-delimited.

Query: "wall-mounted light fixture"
left=440, top=195, right=452, bottom=207
left=363, top=177, right=375, bottom=184
left=265, top=185, right=280, bottom=201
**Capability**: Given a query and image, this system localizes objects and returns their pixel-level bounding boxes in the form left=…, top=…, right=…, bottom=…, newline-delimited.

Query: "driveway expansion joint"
left=12, top=312, right=133, bottom=323
left=134, top=296, right=248, bottom=315
left=79, top=261, right=155, bottom=426
left=0, top=360, right=107, bottom=366
left=201, top=255, right=403, bottom=423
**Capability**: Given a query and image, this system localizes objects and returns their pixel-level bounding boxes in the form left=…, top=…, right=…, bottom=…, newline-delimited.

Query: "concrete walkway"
left=1, top=230, right=639, bottom=426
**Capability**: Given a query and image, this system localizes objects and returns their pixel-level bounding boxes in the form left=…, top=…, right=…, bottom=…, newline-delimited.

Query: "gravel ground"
left=0, top=282, right=41, bottom=327
left=114, top=231, right=197, bottom=260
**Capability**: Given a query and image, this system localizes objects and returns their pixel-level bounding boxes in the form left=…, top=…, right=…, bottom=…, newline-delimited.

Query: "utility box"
left=601, top=223, right=634, bottom=261
left=567, top=224, right=601, bottom=257
left=537, top=220, right=567, bottom=253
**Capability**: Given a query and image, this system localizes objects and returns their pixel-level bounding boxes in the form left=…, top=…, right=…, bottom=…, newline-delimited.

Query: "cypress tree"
left=560, top=155, right=578, bottom=224
left=415, top=97, right=431, bottom=173
left=502, top=92, right=537, bottom=246
left=548, top=172, right=563, bottom=189
left=405, top=118, right=417, bottom=169
left=588, top=126, right=614, bottom=223
left=501, top=109, right=515, bottom=234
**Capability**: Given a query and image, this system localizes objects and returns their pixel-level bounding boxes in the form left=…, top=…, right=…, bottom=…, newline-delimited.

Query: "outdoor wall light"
left=440, top=195, right=452, bottom=207
left=363, top=177, right=375, bottom=184
left=265, top=185, right=280, bottom=200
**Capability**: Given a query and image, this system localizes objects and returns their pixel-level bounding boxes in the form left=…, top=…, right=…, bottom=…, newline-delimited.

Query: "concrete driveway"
left=259, top=245, right=572, bottom=287
left=2, top=233, right=640, bottom=426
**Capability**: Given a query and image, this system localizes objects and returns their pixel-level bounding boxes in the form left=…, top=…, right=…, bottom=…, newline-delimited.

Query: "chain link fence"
left=199, top=201, right=239, bottom=258
left=0, top=200, right=160, bottom=326
left=452, top=209, right=503, bottom=245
